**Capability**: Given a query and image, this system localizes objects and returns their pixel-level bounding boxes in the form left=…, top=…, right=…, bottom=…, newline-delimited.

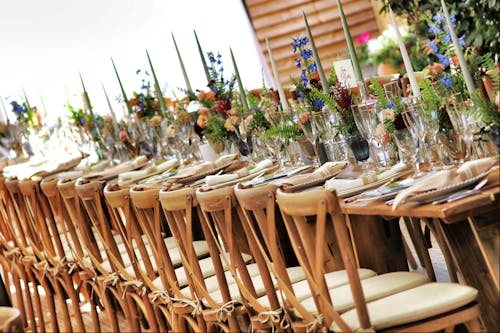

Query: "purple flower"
left=436, top=53, right=450, bottom=66
left=300, top=69, right=308, bottom=88
left=450, top=14, right=457, bottom=28
left=440, top=77, right=452, bottom=87
left=300, top=48, right=313, bottom=60
left=313, top=98, right=324, bottom=109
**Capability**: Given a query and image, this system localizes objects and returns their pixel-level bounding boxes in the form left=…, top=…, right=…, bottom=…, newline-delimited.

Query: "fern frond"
left=369, top=80, right=390, bottom=109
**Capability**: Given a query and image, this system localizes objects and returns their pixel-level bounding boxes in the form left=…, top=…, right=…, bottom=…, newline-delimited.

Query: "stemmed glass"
left=351, top=101, right=383, bottom=167
left=446, top=97, right=482, bottom=162
left=391, top=126, right=421, bottom=176
left=300, top=112, right=322, bottom=167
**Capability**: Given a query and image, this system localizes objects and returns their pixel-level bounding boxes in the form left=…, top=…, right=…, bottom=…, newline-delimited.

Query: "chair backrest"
left=233, top=183, right=298, bottom=313
left=128, top=184, right=185, bottom=296
left=195, top=186, right=277, bottom=323
left=40, top=175, right=84, bottom=261
left=104, top=183, right=158, bottom=285
left=57, top=177, right=103, bottom=266
left=75, top=178, right=128, bottom=274
left=276, top=188, right=370, bottom=331
left=0, top=176, right=25, bottom=249
left=18, top=177, right=65, bottom=266
left=0, top=306, right=24, bottom=333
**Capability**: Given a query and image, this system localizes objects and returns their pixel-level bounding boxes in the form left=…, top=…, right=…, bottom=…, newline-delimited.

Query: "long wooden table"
left=342, top=179, right=499, bottom=332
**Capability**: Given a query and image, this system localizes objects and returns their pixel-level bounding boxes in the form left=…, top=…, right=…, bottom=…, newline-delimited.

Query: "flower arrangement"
left=193, top=52, right=245, bottom=152
left=10, top=100, right=42, bottom=132
left=129, top=70, right=162, bottom=119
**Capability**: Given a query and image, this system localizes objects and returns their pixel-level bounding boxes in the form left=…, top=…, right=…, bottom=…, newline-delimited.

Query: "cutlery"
left=431, top=178, right=488, bottom=204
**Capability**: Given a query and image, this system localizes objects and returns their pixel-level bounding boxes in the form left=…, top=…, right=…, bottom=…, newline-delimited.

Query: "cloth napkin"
left=169, top=153, right=239, bottom=180
left=82, top=155, right=148, bottom=182
left=274, top=161, right=349, bottom=191
left=324, top=162, right=409, bottom=193
left=249, top=159, right=273, bottom=174
left=118, top=158, right=179, bottom=182
left=205, top=167, right=250, bottom=187
left=392, top=157, right=498, bottom=209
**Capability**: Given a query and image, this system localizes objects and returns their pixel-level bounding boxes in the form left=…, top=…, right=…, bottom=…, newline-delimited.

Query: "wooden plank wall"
left=244, top=0, right=381, bottom=89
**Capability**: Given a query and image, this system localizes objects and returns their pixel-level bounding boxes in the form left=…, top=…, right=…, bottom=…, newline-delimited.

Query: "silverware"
left=431, top=178, right=488, bottom=205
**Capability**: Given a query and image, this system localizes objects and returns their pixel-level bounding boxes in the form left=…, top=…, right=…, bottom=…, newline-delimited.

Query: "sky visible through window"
left=0, top=0, right=269, bottom=124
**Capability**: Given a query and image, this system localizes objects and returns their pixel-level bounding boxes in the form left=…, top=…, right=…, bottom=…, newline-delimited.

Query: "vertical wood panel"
left=244, top=0, right=381, bottom=88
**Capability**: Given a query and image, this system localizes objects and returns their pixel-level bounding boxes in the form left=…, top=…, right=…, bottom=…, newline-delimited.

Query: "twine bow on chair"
left=121, top=279, right=147, bottom=299
left=306, top=314, right=325, bottom=333
left=149, top=290, right=173, bottom=304
left=103, top=272, right=120, bottom=287
left=216, top=300, right=240, bottom=322
left=257, top=308, right=290, bottom=332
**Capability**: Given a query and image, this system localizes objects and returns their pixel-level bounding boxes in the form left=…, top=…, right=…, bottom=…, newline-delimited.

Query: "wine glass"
left=392, top=127, right=421, bottom=176
left=447, top=98, right=482, bottom=162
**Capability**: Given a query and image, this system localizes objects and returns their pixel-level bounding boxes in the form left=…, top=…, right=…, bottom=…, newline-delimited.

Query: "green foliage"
left=470, top=90, right=500, bottom=129
left=202, top=113, right=229, bottom=143
left=369, top=80, right=390, bottom=109
left=377, top=0, right=500, bottom=55
left=260, top=122, right=302, bottom=141
left=419, top=79, right=442, bottom=113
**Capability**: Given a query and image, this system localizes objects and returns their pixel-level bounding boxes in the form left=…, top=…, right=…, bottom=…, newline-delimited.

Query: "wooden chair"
left=194, top=185, right=287, bottom=332
left=276, top=187, right=482, bottom=332
left=74, top=177, right=145, bottom=332
left=0, top=306, right=24, bottom=333
left=17, top=177, right=82, bottom=332
left=3, top=176, right=57, bottom=332
left=234, top=182, right=427, bottom=331
left=0, top=176, right=31, bottom=331
left=129, top=184, right=215, bottom=332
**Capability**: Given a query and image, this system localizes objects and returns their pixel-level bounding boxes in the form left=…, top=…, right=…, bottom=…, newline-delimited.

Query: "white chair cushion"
left=257, top=268, right=377, bottom=308
left=301, top=272, right=429, bottom=315
left=332, top=282, right=478, bottom=331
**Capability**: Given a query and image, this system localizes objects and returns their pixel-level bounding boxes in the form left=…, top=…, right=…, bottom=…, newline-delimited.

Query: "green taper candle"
left=194, top=29, right=211, bottom=83
left=230, top=48, right=249, bottom=113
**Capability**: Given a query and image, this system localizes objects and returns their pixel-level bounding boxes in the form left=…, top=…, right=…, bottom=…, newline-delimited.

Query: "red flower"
left=215, top=99, right=231, bottom=119
left=355, top=32, right=371, bottom=45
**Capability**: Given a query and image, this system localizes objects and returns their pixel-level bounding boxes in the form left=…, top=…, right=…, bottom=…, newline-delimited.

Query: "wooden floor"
left=2, top=219, right=452, bottom=332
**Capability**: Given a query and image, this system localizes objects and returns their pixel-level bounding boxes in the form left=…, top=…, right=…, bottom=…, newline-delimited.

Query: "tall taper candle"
left=303, top=12, right=329, bottom=93
left=336, top=0, right=364, bottom=83
left=265, top=37, right=289, bottom=112
left=0, top=96, right=9, bottom=124
left=146, top=49, right=167, bottom=118
left=194, top=30, right=211, bottom=83
left=389, top=6, right=420, bottom=97
left=230, top=48, right=249, bottom=113
left=111, top=57, right=133, bottom=116
left=440, top=0, right=475, bottom=95
left=101, top=82, right=119, bottom=127
left=79, top=72, right=96, bottom=123
left=171, top=32, right=192, bottom=93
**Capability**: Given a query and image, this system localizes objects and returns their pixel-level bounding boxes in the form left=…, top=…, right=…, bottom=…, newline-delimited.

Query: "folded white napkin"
left=249, top=159, right=273, bottom=174
left=313, top=161, right=348, bottom=177
left=119, top=158, right=179, bottom=182
left=205, top=167, right=250, bottom=186
left=392, top=157, right=498, bottom=209
left=325, top=162, right=409, bottom=193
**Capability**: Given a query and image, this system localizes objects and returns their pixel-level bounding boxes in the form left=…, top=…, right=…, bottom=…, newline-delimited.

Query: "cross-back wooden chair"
left=194, top=185, right=280, bottom=332
left=74, top=177, right=144, bottom=332
left=104, top=182, right=171, bottom=332
left=56, top=176, right=105, bottom=332
left=129, top=184, right=215, bottom=332
left=0, top=306, right=24, bottom=333
left=276, top=187, right=482, bottom=332
left=17, top=176, right=82, bottom=332
left=234, top=182, right=392, bottom=331
left=160, top=185, right=261, bottom=333
left=3, top=176, right=55, bottom=333
left=0, top=176, right=32, bottom=330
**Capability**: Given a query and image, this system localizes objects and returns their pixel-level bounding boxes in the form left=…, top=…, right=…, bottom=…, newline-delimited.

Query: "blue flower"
left=459, top=35, right=466, bottom=48
left=295, top=58, right=302, bottom=69
left=432, top=12, right=445, bottom=23
left=442, top=34, right=451, bottom=43
left=427, top=40, right=438, bottom=54
left=300, top=48, right=313, bottom=60
left=300, top=69, right=308, bottom=88
left=450, top=14, right=457, bottom=28
left=207, top=52, right=216, bottom=63
left=307, top=62, right=317, bottom=72
left=313, top=98, right=324, bottom=110
left=440, top=77, right=452, bottom=87
left=436, top=53, right=450, bottom=66
left=428, top=23, right=441, bottom=36
left=79, top=118, right=86, bottom=126
left=388, top=99, right=394, bottom=109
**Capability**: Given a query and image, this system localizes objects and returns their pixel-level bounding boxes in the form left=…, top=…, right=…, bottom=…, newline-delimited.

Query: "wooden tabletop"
left=342, top=170, right=500, bottom=223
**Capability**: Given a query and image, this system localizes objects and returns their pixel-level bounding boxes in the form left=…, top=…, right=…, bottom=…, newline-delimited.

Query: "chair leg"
left=427, top=218, right=459, bottom=283
left=465, top=318, right=483, bottom=332
left=402, top=235, right=418, bottom=270
left=405, top=217, right=436, bottom=281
